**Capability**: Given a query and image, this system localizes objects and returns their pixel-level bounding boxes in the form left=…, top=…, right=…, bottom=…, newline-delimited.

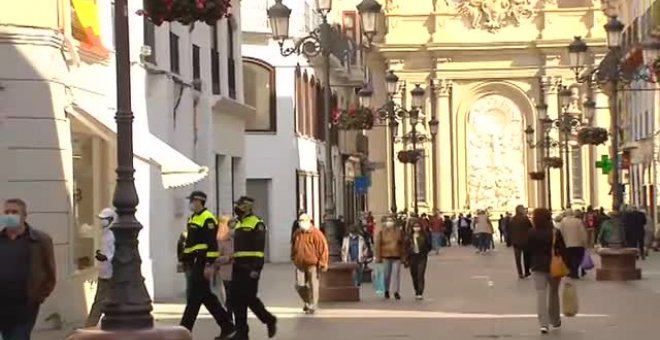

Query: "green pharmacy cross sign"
left=596, top=155, right=613, bottom=175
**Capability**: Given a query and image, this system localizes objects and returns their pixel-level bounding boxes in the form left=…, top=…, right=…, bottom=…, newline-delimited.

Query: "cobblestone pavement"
left=36, top=245, right=660, bottom=339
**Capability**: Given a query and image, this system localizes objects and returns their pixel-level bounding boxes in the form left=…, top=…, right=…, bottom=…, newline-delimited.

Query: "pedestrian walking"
left=558, top=209, right=588, bottom=279
left=457, top=213, right=471, bottom=246
left=0, top=199, right=56, bottom=340
left=443, top=215, right=453, bottom=247
left=404, top=218, right=432, bottom=300
left=528, top=207, right=568, bottom=334
left=214, top=215, right=236, bottom=322
left=430, top=211, right=445, bottom=254
left=473, top=210, right=494, bottom=254
left=291, top=214, right=329, bottom=314
left=509, top=205, right=532, bottom=278
left=374, top=215, right=404, bottom=300
left=179, top=191, right=236, bottom=339
left=341, top=225, right=369, bottom=286
left=622, top=207, right=647, bottom=260
left=232, top=196, right=277, bottom=339
left=85, top=208, right=117, bottom=327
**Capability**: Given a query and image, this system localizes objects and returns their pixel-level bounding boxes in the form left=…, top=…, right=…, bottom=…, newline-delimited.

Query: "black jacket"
left=528, top=228, right=567, bottom=273
left=508, top=214, right=532, bottom=247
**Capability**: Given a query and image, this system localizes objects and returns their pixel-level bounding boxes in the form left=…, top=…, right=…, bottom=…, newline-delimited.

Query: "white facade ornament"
left=455, top=0, right=541, bottom=32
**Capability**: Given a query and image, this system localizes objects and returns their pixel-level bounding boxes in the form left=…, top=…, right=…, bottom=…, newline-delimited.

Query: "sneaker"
left=394, top=292, right=401, bottom=300
left=415, top=295, right=423, bottom=300
left=384, top=291, right=390, bottom=299
left=551, top=321, right=561, bottom=329
left=540, top=327, right=549, bottom=334
left=266, top=317, right=277, bottom=338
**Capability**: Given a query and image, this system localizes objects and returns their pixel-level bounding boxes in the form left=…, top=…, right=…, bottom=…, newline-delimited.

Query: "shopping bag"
left=372, top=263, right=385, bottom=296
left=550, top=231, right=569, bottom=278
left=562, top=281, right=579, bottom=317
left=580, top=250, right=595, bottom=270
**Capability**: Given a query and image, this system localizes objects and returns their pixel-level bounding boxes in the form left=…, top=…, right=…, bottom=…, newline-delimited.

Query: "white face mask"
left=299, top=221, right=311, bottom=231
left=0, top=214, right=21, bottom=231
left=384, top=221, right=395, bottom=228
left=188, top=203, right=196, bottom=212
left=100, top=218, right=112, bottom=228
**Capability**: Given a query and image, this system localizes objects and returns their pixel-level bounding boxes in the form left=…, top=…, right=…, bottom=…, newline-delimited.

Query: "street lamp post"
left=68, top=1, right=190, bottom=338
left=358, top=74, right=426, bottom=215
left=267, top=0, right=380, bottom=234
left=428, top=117, right=439, bottom=211
left=566, top=17, right=660, bottom=211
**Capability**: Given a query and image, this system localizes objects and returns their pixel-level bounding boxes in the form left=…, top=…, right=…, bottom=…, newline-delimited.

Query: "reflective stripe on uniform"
left=233, top=251, right=265, bottom=258
left=183, top=244, right=208, bottom=253
left=235, top=215, right=262, bottom=230
left=206, top=251, right=220, bottom=258
left=187, top=210, right=218, bottom=227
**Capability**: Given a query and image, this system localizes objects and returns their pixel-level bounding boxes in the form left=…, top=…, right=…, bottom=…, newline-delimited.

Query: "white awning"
left=69, top=101, right=209, bottom=189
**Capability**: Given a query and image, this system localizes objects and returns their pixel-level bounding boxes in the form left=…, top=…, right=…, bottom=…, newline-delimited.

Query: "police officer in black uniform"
left=231, top=196, right=277, bottom=339
left=179, top=191, right=236, bottom=339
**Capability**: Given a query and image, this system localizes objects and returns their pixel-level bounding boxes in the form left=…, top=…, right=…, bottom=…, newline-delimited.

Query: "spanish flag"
left=71, top=0, right=109, bottom=58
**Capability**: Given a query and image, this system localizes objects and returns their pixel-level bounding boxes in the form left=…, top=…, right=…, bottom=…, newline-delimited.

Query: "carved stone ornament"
left=455, top=0, right=543, bottom=32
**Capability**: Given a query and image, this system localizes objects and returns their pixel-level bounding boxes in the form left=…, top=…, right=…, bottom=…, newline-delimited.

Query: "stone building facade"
left=365, top=0, right=614, bottom=216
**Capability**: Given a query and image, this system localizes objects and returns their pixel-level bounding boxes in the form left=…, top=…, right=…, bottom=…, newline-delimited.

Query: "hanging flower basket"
left=544, top=157, right=563, bottom=169
left=332, top=106, right=375, bottom=130
left=577, top=127, right=609, bottom=145
left=138, top=0, right=232, bottom=26
left=529, top=171, right=545, bottom=181
left=397, top=150, right=421, bottom=164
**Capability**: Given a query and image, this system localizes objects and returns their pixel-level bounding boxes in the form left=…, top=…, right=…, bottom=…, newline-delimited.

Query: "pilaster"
left=545, top=76, right=564, bottom=211
left=433, top=78, right=454, bottom=213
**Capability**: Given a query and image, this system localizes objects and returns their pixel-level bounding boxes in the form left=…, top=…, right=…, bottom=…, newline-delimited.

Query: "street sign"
left=355, top=176, right=370, bottom=194
left=596, top=155, right=613, bottom=174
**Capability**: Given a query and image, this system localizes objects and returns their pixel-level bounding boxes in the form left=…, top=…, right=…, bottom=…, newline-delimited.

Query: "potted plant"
left=397, top=150, right=421, bottom=164
left=529, top=171, right=546, bottom=180
left=577, top=127, right=609, bottom=145
left=332, top=106, right=375, bottom=130
left=544, top=157, right=563, bottom=169
left=139, top=0, right=232, bottom=26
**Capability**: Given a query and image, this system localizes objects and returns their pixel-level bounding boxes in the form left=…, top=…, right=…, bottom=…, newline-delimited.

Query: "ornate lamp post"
left=567, top=16, right=660, bottom=211
left=428, top=117, right=439, bottom=211
left=69, top=1, right=190, bottom=338
left=358, top=73, right=426, bottom=214
left=267, top=0, right=381, bottom=251
left=524, top=102, right=560, bottom=211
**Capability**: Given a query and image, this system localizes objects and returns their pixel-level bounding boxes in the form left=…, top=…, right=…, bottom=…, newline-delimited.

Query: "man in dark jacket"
left=1, top=198, right=56, bottom=339
left=508, top=205, right=532, bottom=278
left=623, top=208, right=647, bottom=260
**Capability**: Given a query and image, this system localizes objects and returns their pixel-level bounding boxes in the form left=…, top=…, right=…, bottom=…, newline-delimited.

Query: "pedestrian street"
left=38, top=245, right=660, bottom=340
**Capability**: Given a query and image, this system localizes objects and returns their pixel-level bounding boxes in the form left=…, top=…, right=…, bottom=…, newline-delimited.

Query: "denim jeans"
left=476, top=233, right=490, bottom=252
left=0, top=304, right=40, bottom=340
left=431, top=232, right=444, bottom=251
left=382, top=258, right=401, bottom=293
left=352, top=263, right=364, bottom=286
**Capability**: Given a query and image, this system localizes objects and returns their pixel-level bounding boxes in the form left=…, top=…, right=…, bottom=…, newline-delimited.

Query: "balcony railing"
left=228, top=57, right=236, bottom=99
left=211, top=50, right=220, bottom=95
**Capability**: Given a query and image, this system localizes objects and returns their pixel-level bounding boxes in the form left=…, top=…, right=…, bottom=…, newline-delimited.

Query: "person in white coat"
left=85, top=208, right=116, bottom=327
left=341, top=225, right=369, bottom=286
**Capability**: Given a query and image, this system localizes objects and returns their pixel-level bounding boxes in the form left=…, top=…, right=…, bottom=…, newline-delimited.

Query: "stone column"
left=433, top=79, right=454, bottom=213
left=546, top=77, right=564, bottom=211
left=365, top=58, right=390, bottom=217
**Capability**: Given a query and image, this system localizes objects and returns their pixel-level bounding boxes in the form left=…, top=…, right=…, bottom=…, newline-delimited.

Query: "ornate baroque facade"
left=366, top=0, right=614, bottom=215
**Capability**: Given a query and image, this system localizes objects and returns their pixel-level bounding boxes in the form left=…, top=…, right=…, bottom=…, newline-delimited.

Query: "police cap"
left=187, top=190, right=207, bottom=202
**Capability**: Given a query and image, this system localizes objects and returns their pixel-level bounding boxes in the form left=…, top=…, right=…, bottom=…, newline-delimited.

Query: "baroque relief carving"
left=455, top=0, right=545, bottom=32
left=466, top=95, right=526, bottom=211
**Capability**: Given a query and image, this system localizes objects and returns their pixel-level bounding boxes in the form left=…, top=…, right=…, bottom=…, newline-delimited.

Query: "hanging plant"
left=544, top=157, right=563, bottom=169
left=332, top=106, right=375, bottom=130
left=138, top=0, right=232, bottom=26
left=577, top=127, right=609, bottom=145
left=396, top=150, right=421, bottom=164
left=529, top=171, right=545, bottom=181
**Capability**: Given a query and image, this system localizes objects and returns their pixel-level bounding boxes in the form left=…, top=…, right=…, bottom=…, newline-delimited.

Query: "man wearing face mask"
left=0, top=198, right=56, bottom=340
left=180, top=191, right=236, bottom=339
left=85, top=208, right=117, bottom=327
left=291, top=213, right=329, bottom=314
left=231, top=196, right=277, bottom=339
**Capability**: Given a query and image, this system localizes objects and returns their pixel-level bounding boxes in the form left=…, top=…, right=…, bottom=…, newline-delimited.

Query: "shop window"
left=169, top=31, right=180, bottom=74
left=192, top=44, right=201, bottom=90
left=143, top=17, right=156, bottom=64
left=243, top=58, right=276, bottom=131
left=71, top=133, right=110, bottom=271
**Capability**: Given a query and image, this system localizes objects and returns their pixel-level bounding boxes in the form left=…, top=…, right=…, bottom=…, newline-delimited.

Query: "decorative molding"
left=432, top=79, right=453, bottom=96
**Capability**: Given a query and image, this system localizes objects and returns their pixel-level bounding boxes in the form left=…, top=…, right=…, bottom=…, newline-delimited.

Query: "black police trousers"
left=231, top=264, right=275, bottom=336
left=180, top=265, right=233, bottom=331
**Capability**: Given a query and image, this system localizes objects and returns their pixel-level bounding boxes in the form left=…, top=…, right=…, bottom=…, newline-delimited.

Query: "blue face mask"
left=0, top=214, right=21, bottom=230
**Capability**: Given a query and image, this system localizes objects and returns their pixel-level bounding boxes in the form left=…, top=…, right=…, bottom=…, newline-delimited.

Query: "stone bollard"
left=319, top=262, right=360, bottom=302
left=596, top=247, right=642, bottom=281
left=67, top=326, right=191, bottom=340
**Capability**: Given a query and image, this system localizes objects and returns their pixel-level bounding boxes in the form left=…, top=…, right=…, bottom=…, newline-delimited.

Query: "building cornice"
left=0, top=25, right=64, bottom=49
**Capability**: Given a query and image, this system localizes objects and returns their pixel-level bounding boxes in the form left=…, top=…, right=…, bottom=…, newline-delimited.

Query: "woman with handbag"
left=528, top=208, right=568, bottom=334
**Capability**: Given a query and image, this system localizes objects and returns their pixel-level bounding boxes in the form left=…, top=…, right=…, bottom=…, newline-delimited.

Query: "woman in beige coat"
left=473, top=210, right=494, bottom=254
left=214, top=215, right=235, bottom=321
